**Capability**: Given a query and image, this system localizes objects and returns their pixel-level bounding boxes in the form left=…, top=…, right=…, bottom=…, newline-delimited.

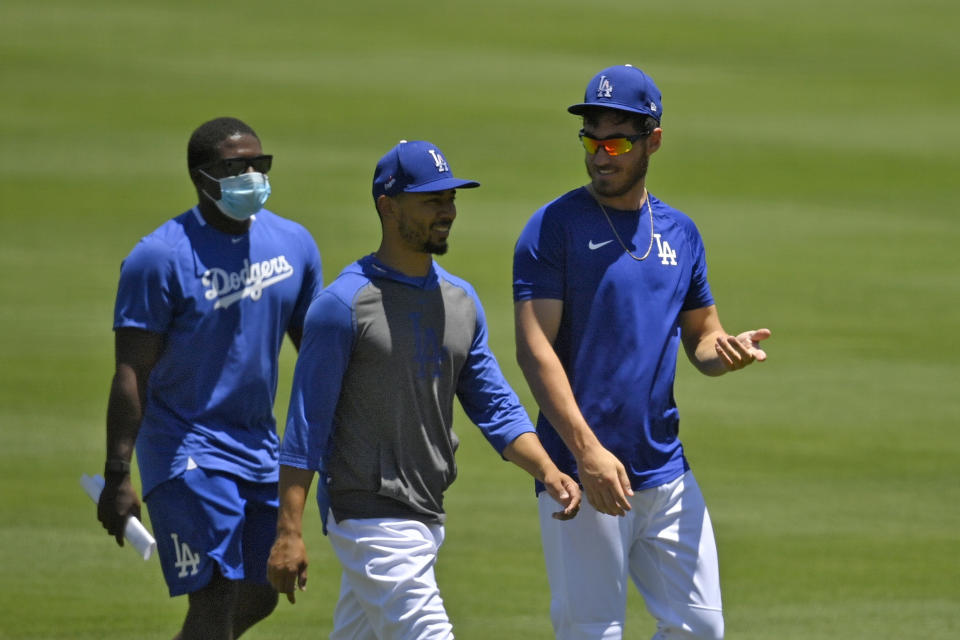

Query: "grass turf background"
left=1, top=0, right=958, bottom=637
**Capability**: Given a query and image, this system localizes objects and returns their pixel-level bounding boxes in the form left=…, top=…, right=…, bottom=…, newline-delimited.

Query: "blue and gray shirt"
left=281, top=254, right=534, bottom=527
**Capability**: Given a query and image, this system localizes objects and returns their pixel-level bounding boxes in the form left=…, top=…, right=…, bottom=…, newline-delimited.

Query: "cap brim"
left=568, top=102, right=659, bottom=120
left=405, top=177, right=480, bottom=193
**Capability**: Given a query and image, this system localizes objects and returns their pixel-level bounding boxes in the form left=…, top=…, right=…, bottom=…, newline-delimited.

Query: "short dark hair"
left=187, top=117, right=259, bottom=170
left=581, top=107, right=659, bottom=135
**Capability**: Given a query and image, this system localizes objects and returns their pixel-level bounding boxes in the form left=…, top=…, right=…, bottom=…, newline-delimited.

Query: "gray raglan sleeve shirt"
left=280, top=262, right=533, bottom=528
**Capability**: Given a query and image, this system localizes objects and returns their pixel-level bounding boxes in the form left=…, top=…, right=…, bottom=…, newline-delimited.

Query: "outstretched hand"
left=715, top=328, right=771, bottom=371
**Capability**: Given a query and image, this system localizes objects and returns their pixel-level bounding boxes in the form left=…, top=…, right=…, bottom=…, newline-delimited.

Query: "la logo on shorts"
left=171, top=532, right=201, bottom=578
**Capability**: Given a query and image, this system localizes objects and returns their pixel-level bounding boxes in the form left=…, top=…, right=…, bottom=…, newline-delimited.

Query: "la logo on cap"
left=427, top=149, right=450, bottom=174
left=597, top=75, right=613, bottom=98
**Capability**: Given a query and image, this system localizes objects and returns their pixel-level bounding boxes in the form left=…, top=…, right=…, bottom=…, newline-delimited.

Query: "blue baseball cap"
left=372, top=140, right=480, bottom=201
left=567, top=64, right=663, bottom=122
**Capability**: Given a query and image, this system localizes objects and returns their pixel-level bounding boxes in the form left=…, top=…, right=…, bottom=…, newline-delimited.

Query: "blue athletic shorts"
left=145, top=466, right=278, bottom=597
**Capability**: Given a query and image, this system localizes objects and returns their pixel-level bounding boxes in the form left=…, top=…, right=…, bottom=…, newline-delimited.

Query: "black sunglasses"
left=198, top=154, right=273, bottom=176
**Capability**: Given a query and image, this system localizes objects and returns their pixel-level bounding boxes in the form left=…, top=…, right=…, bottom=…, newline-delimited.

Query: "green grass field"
left=2, top=0, right=958, bottom=637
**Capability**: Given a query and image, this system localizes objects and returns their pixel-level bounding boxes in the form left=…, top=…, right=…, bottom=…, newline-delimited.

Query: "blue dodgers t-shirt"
left=513, top=188, right=714, bottom=491
left=114, top=207, right=322, bottom=496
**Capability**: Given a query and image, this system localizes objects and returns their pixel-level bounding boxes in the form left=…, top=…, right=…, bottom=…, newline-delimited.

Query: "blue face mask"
left=203, top=172, right=271, bottom=221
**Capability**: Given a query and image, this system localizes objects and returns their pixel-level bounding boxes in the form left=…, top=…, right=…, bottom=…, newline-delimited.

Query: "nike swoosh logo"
left=588, top=239, right=614, bottom=250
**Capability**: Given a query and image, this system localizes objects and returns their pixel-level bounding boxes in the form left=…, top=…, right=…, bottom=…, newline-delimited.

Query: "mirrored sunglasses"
left=578, top=131, right=650, bottom=156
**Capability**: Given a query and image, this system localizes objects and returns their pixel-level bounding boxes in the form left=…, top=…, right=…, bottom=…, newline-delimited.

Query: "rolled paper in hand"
left=82, top=473, right=157, bottom=561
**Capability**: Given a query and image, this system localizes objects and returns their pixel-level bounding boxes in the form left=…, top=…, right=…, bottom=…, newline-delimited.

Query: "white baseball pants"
left=538, top=471, right=724, bottom=640
left=327, top=516, right=454, bottom=640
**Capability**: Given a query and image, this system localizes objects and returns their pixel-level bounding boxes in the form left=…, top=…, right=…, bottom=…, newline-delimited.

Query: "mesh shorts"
left=145, top=466, right=278, bottom=596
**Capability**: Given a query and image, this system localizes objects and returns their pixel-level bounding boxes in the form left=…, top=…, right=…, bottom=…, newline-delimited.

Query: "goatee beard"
left=423, top=241, right=448, bottom=255
left=589, top=154, right=649, bottom=199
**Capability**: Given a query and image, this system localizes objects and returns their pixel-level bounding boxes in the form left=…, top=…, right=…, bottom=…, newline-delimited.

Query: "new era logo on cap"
left=569, top=64, right=663, bottom=121
left=372, top=140, right=480, bottom=201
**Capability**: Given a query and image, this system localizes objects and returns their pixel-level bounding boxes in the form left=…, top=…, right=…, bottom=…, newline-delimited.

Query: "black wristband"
left=104, top=459, right=131, bottom=475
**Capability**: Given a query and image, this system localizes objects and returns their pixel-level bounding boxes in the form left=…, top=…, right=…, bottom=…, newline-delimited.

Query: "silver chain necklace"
left=595, top=189, right=654, bottom=261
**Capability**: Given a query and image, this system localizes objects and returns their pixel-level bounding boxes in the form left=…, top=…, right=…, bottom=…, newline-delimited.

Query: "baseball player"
left=98, top=117, right=323, bottom=639
left=513, top=64, right=771, bottom=639
left=267, top=140, right=581, bottom=639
